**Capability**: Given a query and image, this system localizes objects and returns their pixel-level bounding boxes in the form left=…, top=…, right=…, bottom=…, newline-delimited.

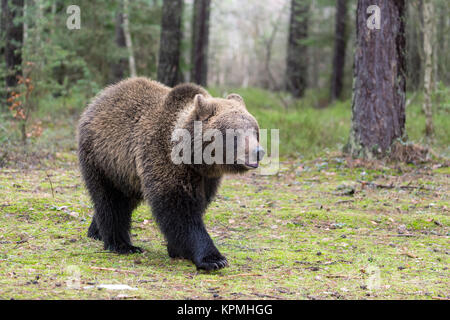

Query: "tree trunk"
left=406, top=0, right=423, bottom=91
left=422, top=0, right=434, bottom=140
left=347, top=0, right=406, bottom=158
left=190, top=0, right=210, bottom=86
left=1, top=0, right=6, bottom=110
left=436, top=0, right=449, bottom=84
left=330, top=0, right=348, bottom=101
left=4, top=0, right=24, bottom=100
left=285, top=0, right=309, bottom=98
left=123, top=0, right=136, bottom=78
left=23, top=0, right=27, bottom=44
left=111, top=1, right=127, bottom=82
left=157, top=0, right=183, bottom=87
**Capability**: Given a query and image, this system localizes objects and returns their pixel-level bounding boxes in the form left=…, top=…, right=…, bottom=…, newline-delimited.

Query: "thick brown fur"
left=77, top=77, right=261, bottom=270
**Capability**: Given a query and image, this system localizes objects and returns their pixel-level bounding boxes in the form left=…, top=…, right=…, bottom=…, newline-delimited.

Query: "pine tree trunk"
left=285, top=0, right=309, bottom=98
left=330, top=0, right=348, bottom=101
left=190, top=0, right=210, bottom=86
left=347, top=0, right=406, bottom=158
left=157, top=0, right=183, bottom=87
left=422, top=0, right=434, bottom=141
left=4, top=0, right=24, bottom=99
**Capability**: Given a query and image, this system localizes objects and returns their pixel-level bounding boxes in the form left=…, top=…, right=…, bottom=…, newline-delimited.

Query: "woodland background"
left=0, top=0, right=448, bottom=300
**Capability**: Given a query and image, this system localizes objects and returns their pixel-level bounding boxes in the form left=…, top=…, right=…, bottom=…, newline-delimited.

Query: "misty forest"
left=0, top=0, right=449, bottom=299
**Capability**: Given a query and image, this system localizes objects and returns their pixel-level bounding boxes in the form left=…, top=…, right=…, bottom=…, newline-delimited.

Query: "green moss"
left=0, top=155, right=448, bottom=299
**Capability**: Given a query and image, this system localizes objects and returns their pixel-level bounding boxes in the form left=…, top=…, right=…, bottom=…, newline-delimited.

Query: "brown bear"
left=77, top=77, right=264, bottom=270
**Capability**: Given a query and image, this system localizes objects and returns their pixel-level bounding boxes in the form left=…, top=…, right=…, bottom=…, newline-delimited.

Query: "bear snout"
left=255, top=145, right=265, bottom=162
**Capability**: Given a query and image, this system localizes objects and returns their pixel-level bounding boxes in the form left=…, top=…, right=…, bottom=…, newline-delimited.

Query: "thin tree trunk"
left=422, top=0, right=434, bottom=141
left=157, top=0, right=183, bottom=87
left=0, top=0, right=5, bottom=111
left=35, top=0, right=44, bottom=45
left=263, top=7, right=285, bottom=91
left=23, top=0, right=27, bottom=44
left=406, top=0, right=423, bottom=91
left=111, top=2, right=127, bottom=82
left=347, top=0, right=406, bottom=158
left=285, top=0, right=309, bottom=98
left=4, top=0, right=24, bottom=101
left=190, top=0, right=210, bottom=86
left=123, top=0, right=136, bottom=78
left=0, top=1, right=5, bottom=54
left=330, top=0, right=348, bottom=101
left=437, top=1, right=449, bottom=84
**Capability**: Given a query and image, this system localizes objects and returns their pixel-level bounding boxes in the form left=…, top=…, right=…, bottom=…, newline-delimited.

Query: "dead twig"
left=431, top=296, right=449, bottom=300
left=90, top=266, right=138, bottom=275
left=400, top=248, right=418, bottom=259
left=37, top=158, right=55, bottom=198
left=357, top=180, right=431, bottom=191
left=325, top=274, right=360, bottom=280
left=335, top=199, right=354, bottom=204
left=386, top=234, right=417, bottom=237
left=44, top=170, right=55, bottom=198
left=201, top=273, right=262, bottom=282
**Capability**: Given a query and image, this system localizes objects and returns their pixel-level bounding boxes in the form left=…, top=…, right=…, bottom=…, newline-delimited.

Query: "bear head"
left=172, top=93, right=265, bottom=177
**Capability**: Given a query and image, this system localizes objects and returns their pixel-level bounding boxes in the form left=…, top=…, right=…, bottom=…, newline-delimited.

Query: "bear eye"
left=202, top=113, right=214, bottom=122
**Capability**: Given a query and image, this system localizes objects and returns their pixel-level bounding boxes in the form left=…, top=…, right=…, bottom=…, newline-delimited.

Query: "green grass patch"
left=0, top=157, right=448, bottom=299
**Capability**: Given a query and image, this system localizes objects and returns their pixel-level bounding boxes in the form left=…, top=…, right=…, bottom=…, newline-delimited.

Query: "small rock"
left=397, top=224, right=407, bottom=234
left=434, top=220, right=443, bottom=227
left=331, top=223, right=346, bottom=229
left=68, top=211, right=79, bottom=218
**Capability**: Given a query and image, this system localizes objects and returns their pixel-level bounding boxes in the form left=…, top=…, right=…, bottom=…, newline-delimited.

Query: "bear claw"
left=196, top=254, right=228, bottom=271
left=105, top=243, right=143, bottom=254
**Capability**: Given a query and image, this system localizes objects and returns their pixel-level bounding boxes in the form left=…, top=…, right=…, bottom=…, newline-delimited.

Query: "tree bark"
left=347, top=0, right=406, bottom=158
left=406, top=0, right=423, bottom=91
left=190, top=0, right=210, bottom=86
left=330, top=0, right=348, bottom=101
left=285, top=0, right=309, bottom=98
left=23, top=0, right=27, bottom=44
left=123, top=0, right=136, bottom=78
left=3, top=0, right=24, bottom=98
left=0, top=0, right=6, bottom=110
left=436, top=0, right=449, bottom=84
left=157, top=0, right=183, bottom=87
left=422, top=0, right=434, bottom=140
left=111, top=2, right=127, bottom=82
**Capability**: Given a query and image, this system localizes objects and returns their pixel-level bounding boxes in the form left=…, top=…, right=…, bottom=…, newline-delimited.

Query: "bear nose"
left=254, top=145, right=265, bottom=162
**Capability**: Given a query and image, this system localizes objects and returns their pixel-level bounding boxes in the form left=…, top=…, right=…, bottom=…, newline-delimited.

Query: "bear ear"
left=227, top=93, right=244, bottom=104
left=194, top=94, right=213, bottom=121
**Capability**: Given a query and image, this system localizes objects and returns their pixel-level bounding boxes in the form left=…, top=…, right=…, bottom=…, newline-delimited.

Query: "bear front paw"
left=195, top=253, right=228, bottom=271
left=105, top=243, right=143, bottom=254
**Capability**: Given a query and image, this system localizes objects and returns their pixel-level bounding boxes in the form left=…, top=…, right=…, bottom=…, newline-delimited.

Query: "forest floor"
left=0, top=151, right=448, bottom=300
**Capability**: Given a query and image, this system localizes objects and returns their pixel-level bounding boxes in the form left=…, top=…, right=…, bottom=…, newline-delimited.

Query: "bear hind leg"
left=83, top=165, right=142, bottom=254
left=87, top=219, right=102, bottom=241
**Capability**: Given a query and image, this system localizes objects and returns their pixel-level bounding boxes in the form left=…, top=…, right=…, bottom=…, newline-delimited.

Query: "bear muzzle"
left=244, top=145, right=265, bottom=169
